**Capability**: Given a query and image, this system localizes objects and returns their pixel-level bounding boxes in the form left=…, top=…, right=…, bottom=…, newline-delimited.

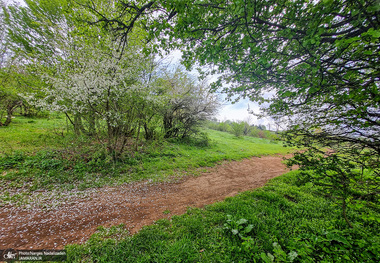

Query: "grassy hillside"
left=67, top=171, right=380, bottom=262
left=0, top=115, right=291, bottom=194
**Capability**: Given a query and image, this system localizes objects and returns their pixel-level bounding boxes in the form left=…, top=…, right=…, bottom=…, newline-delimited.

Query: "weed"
left=223, top=215, right=254, bottom=239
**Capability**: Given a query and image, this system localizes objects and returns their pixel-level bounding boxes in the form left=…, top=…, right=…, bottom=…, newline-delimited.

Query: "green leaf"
left=260, top=252, right=274, bottom=263
left=236, top=218, right=248, bottom=225
left=283, top=91, right=294, bottom=97
left=244, top=224, right=254, bottom=233
left=368, top=29, right=380, bottom=38
left=326, top=232, right=350, bottom=246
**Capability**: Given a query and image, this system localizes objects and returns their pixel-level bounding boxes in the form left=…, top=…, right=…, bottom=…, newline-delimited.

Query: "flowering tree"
left=157, top=67, right=220, bottom=139
left=33, top=35, right=154, bottom=156
left=5, top=0, right=148, bottom=155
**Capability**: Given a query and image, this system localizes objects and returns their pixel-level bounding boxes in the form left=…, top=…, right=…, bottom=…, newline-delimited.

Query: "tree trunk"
left=87, top=113, right=96, bottom=136
left=3, top=100, right=21, bottom=126
left=135, top=121, right=141, bottom=151
left=73, top=114, right=83, bottom=135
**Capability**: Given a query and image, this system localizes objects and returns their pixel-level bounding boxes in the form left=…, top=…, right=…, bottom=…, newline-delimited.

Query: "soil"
left=0, top=154, right=292, bottom=250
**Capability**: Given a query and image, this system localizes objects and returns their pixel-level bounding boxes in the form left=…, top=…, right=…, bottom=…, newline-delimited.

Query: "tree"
left=230, top=121, right=245, bottom=137
left=157, top=67, right=219, bottom=139
left=0, top=0, right=24, bottom=126
left=0, top=0, right=6, bottom=69
left=2, top=0, right=80, bottom=125
left=5, top=0, right=148, bottom=156
left=86, top=0, right=379, bottom=225
left=38, top=37, right=152, bottom=154
left=172, top=0, right=380, bottom=225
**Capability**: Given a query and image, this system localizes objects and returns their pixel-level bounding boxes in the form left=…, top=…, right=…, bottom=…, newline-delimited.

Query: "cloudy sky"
left=217, top=98, right=255, bottom=123
left=214, top=95, right=276, bottom=128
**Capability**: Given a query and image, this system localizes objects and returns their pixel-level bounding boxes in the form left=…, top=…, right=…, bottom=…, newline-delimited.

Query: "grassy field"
left=66, top=170, right=380, bottom=262
left=0, top=114, right=68, bottom=154
left=0, top=115, right=291, bottom=194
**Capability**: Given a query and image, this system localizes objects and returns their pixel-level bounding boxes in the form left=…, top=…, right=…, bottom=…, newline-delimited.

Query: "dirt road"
left=0, top=154, right=291, bottom=249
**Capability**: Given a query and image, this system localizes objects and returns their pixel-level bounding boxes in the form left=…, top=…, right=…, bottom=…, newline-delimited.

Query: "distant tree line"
left=206, top=119, right=278, bottom=141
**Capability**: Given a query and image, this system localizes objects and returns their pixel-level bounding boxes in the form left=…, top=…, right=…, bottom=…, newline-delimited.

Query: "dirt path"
left=0, top=154, right=291, bottom=250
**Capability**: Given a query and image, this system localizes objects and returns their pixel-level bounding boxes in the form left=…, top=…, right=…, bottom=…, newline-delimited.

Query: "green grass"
left=0, top=114, right=67, bottom=154
left=140, top=129, right=289, bottom=176
left=66, top=171, right=380, bottom=262
left=0, top=116, right=292, bottom=197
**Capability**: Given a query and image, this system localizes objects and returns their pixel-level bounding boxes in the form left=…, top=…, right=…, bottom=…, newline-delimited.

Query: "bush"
left=230, top=122, right=245, bottom=137
left=217, top=122, right=232, bottom=133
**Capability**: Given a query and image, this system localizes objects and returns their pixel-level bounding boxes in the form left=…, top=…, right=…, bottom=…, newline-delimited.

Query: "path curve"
left=0, top=154, right=291, bottom=249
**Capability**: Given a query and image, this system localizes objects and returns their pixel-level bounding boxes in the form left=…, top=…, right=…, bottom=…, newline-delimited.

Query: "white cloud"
left=215, top=97, right=278, bottom=129
left=216, top=99, right=252, bottom=122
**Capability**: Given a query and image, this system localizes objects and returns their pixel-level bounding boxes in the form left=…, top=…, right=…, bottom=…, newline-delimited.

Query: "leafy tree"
left=0, top=0, right=6, bottom=69
left=38, top=38, right=152, bottom=155
left=167, top=0, right=379, bottom=226
left=86, top=0, right=380, bottom=225
left=5, top=0, right=149, bottom=156
left=217, top=121, right=232, bottom=133
left=0, top=68, right=24, bottom=126
left=5, top=0, right=81, bottom=67
left=157, top=67, right=219, bottom=139
left=0, top=0, right=24, bottom=126
left=230, top=121, right=245, bottom=137
left=2, top=0, right=78, bottom=125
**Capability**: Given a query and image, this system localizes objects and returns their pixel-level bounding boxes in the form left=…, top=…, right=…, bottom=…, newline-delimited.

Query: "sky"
left=217, top=98, right=258, bottom=124
left=214, top=95, right=277, bottom=128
